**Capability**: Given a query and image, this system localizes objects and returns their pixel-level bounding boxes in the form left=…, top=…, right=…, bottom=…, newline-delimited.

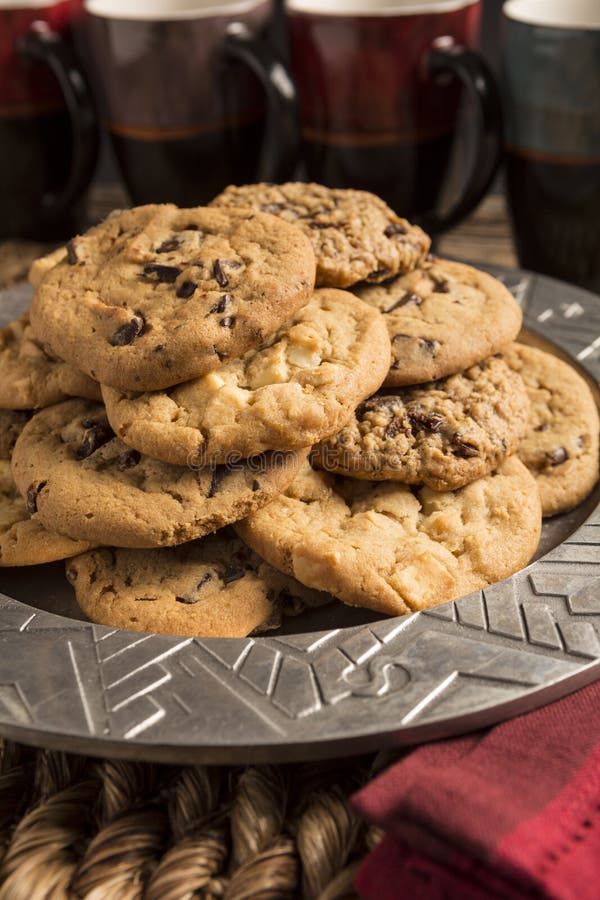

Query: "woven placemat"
left=0, top=739, right=387, bottom=899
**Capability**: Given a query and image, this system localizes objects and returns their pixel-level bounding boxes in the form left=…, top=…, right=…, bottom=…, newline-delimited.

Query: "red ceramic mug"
left=286, top=0, right=502, bottom=232
left=0, top=0, right=98, bottom=239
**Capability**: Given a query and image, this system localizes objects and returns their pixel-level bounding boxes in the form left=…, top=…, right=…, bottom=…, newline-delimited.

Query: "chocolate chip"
left=450, top=433, right=479, bottom=458
left=534, top=423, right=549, bottom=432
left=221, top=566, right=245, bottom=584
left=385, top=418, right=404, bottom=439
left=251, top=479, right=260, bottom=492
left=175, top=595, right=197, bottom=605
left=208, top=466, right=227, bottom=498
left=116, top=449, right=141, bottom=470
left=408, top=410, right=445, bottom=432
left=369, top=268, right=390, bottom=280
left=384, top=223, right=407, bottom=237
left=143, top=264, right=181, bottom=283
left=210, top=294, right=231, bottom=314
left=213, top=259, right=228, bottom=287
left=26, top=480, right=47, bottom=514
left=176, top=281, right=196, bottom=300
left=431, top=275, right=450, bottom=293
left=153, top=343, right=166, bottom=352
left=156, top=237, right=180, bottom=253
left=422, top=338, right=439, bottom=352
left=66, top=240, right=78, bottom=265
left=80, top=418, right=97, bottom=429
left=184, top=224, right=199, bottom=231
left=309, top=221, right=334, bottom=230
left=546, top=447, right=568, bottom=466
left=385, top=292, right=422, bottom=313
left=197, top=572, right=212, bottom=589
left=219, top=317, right=235, bottom=329
left=76, top=422, right=115, bottom=460
left=109, top=314, right=145, bottom=347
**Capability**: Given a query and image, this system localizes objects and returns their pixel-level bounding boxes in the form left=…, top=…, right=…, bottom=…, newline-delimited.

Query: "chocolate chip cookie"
left=354, top=258, right=523, bottom=386
left=66, top=530, right=331, bottom=638
left=0, top=410, right=92, bottom=566
left=11, top=399, right=307, bottom=548
left=312, top=356, right=529, bottom=490
left=0, top=315, right=101, bottom=409
left=503, top=343, right=599, bottom=516
left=29, top=205, right=316, bottom=392
left=102, top=289, right=391, bottom=465
left=211, top=182, right=430, bottom=288
left=236, top=460, right=542, bottom=616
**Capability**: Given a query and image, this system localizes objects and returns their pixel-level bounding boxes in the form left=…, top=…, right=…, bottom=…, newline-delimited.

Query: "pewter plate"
left=1, top=267, right=599, bottom=764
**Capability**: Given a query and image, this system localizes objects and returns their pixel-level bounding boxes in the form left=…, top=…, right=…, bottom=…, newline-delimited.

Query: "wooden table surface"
left=0, top=189, right=517, bottom=291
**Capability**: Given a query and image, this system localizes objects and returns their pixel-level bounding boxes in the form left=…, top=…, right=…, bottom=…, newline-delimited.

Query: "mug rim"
left=285, top=0, right=479, bottom=15
left=84, top=0, right=268, bottom=21
left=0, top=0, right=56, bottom=9
left=503, top=0, right=600, bottom=30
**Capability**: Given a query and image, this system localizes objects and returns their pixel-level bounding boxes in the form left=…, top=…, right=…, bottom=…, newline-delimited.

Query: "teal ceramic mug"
left=503, top=0, right=600, bottom=291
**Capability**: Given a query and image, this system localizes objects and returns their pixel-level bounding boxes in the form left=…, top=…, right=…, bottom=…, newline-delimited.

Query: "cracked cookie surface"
left=11, top=399, right=307, bottom=548
left=0, top=410, right=92, bottom=566
left=312, top=356, right=529, bottom=490
left=67, top=529, right=331, bottom=638
left=102, top=289, right=391, bottom=465
left=0, top=315, right=100, bottom=409
left=211, top=182, right=430, bottom=288
left=354, top=258, right=522, bottom=385
left=29, top=205, right=316, bottom=392
left=503, top=343, right=599, bottom=516
left=236, top=460, right=542, bottom=616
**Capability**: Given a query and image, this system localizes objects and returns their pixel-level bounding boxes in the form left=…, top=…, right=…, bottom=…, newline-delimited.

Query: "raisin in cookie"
left=66, top=530, right=331, bottom=638
left=236, top=460, right=542, bottom=617
left=503, top=343, right=599, bottom=516
left=211, top=182, right=430, bottom=288
left=0, top=410, right=92, bottom=566
left=102, top=289, right=391, bottom=465
left=0, top=314, right=101, bottom=409
left=312, top=356, right=529, bottom=490
left=30, top=205, right=316, bottom=392
left=11, top=399, right=307, bottom=548
left=354, top=258, right=523, bottom=386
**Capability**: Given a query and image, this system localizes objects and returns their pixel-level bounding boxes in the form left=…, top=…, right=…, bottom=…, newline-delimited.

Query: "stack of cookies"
left=0, top=184, right=598, bottom=636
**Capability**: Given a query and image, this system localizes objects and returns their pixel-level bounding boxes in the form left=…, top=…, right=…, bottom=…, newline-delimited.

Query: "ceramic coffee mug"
left=503, top=0, right=600, bottom=292
left=83, top=0, right=297, bottom=206
left=284, top=0, right=502, bottom=232
left=0, top=0, right=98, bottom=239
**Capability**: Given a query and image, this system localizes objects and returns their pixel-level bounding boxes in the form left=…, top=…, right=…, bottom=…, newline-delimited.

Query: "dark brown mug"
left=285, top=0, right=503, bottom=233
left=0, top=0, right=99, bottom=240
left=83, top=0, right=297, bottom=206
left=503, top=0, right=600, bottom=292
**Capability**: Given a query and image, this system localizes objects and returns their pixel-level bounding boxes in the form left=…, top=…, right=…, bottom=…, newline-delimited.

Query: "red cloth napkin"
left=352, top=679, right=600, bottom=900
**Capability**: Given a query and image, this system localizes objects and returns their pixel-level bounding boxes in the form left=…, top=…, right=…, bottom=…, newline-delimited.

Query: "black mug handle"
left=419, top=41, right=503, bottom=234
left=18, top=21, right=99, bottom=224
left=221, top=22, right=299, bottom=183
